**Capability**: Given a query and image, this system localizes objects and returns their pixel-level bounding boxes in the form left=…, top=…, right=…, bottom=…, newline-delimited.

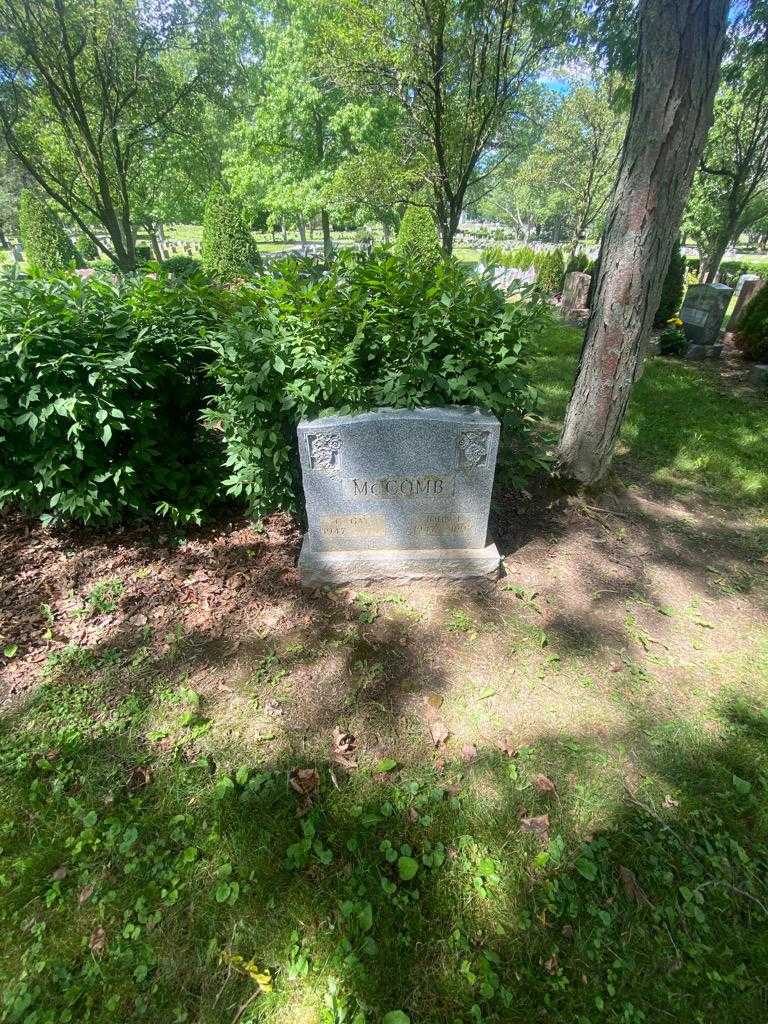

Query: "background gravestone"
left=679, top=283, right=733, bottom=358
left=561, top=271, right=591, bottom=311
left=727, top=274, right=764, bottom=331
left=297, top=407, right=501, bottom=586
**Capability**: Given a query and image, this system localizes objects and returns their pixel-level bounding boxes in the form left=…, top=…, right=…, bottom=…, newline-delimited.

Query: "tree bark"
left=298, top=218, right=307, bottom=245
left=557, top=0, right=728, bottom=485
left=321, top=209, right=332, bottom=258
left=382, top=220, right=391, bottom=244
left=0, top=225, right=8, bottom=249
left=701, top=222, right=737, bottom=282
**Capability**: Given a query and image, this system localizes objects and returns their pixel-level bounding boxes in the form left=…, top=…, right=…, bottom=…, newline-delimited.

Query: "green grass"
left=2, top=319, right=768, bottom=1023
left=530, top=321, right=768, bottom=511
left=3, top=646, right=768, bottom=1024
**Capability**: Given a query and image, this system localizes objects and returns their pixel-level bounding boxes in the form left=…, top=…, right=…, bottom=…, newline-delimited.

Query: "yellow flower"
left=667, top=316, right=683, bottom=327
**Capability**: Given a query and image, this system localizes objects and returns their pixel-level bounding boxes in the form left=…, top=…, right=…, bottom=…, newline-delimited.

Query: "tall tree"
left=557, top=0, right=729, bottom=485
left=685, top=44, right=768, bottom=281
left=328, top=0, right=576, bottom=255
left=519, top=82, right=626, bottom=257
left=229, top=3, right=388, bottom=257
left=0, top=0, right=231, bottom=270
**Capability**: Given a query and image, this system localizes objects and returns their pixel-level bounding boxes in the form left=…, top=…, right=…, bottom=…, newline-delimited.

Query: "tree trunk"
left=0, top=225, right=8, bottom=249
left=298, top=218, right=307, bottom=245
left=382, top=220, right=391, bottom=244
left=321, top=210, right=332, bottom=258
left=282, top=223, right=288, bottom=243
left=702, top=226, right=734, bottom=283
left=556, top=0, right=728, bottom=485
left=146, top=224, right=163, bottom=262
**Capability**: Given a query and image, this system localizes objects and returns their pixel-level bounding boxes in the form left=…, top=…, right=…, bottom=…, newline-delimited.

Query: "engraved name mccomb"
left=343, top=475, right=456, bottom=499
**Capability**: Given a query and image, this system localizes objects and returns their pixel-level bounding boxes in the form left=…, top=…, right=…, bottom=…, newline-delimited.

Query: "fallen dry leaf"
left=460, top=743, right=478, bottom=763
left=429, top=719, right=450, bottom=748
left=290, top=767, right=319, bottom=796
left=89, top=926, right=107, bottom=956
left=78, top=884, right=95, bottom=905
left=562, top=924, right=574, bottom=942
left=662, top=794, right=680, bottom=809
left=51, top=866, right=68, bottom=882
left=497, top=735, right=517, bottom=757
left=264, top=699, right=283, bottom=719
left=619, top=865, right=650, bottom=906
left=532, top=773, right=556, bottom=795
left=520, top=813, right=550, bottom=844
left=544, top=953, right=559, bottom=975
left=127, top=765, right=152, bottom=792
left=331, top=726, right=358, bottom=768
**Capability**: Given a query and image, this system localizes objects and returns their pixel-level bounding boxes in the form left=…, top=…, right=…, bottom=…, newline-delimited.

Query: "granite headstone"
left=727, top=274, right=764, bottom=331
left=561, top=271, right=591, bottom=311
left=297, top=407, right=501, bottom=586
left=679, top=283, right=733, bottom=350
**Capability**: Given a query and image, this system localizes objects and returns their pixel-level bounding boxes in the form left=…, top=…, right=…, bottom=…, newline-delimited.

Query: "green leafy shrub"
left=536, top=249, right=565, bottom=295
left=209, top=251, right=549, bottom=517
left=658, top=322, right=687, bottom=356
left=163, top=254, right=203, bottom=277
left=18, top=190, right=78, bottom=273
left=0, top=273, right=235, bottom=524
left=654, top=242, right=686, bottom=326
left=733, top=283, right=768, bottom=361
left=393, top=206, right=442, bottom=268
left=201, top=184, right=262, bottom=281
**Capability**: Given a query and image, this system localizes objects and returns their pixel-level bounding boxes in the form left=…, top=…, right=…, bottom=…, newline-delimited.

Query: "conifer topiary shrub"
left=654, top=241, right=686, bottom=326
left=508, top=246, right=536, bottom=270
left=566, top=252, right=590, bottom=274
left=734, top=283, right=768, bottom=361
left=393, top=206, right=442, bottom=268
left=18, top=190, right=78, bottom=273
left=537, top=249, right=565, bottom=295
left=201, top=184, right=262, bottom=281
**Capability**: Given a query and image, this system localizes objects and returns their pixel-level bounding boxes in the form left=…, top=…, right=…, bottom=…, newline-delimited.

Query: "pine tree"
left=537, top=248, right=565, bottom=294
left=201, top=184, right=262, bottom=280
left=393, top=206, right=442, bottom=268
left=653, top=241, right=686, bottom=326
left=18, top=190, right=78, bottom=272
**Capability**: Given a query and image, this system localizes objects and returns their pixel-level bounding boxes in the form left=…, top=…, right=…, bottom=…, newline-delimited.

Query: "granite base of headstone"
left=749, top=364, right=768, bottom=388
left=296, top=408, right=502, bottom=586
left=727, top=274, right=764, bottom=331
left=679, top=283, right=733, bottom=359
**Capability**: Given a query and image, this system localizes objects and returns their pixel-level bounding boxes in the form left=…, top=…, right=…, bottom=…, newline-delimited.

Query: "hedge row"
left=0, top=252, right=549, bottom=525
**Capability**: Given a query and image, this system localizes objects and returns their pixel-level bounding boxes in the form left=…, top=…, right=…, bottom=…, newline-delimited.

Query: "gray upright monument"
left=679, top=283, right=733, bottom=358
left=297, top=407, right=502, bottom=586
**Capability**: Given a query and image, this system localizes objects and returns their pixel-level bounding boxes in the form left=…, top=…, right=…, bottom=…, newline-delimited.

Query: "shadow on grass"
left=2, top=631, right=768, bottom=1023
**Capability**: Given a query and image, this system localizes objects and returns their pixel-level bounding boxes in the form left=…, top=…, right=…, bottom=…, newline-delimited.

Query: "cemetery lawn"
left=2, top=326, right=768, bottom=1024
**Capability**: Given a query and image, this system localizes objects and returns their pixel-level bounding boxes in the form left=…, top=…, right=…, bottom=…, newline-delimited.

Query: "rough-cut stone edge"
left=297, top=539, right=502, bottom=587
